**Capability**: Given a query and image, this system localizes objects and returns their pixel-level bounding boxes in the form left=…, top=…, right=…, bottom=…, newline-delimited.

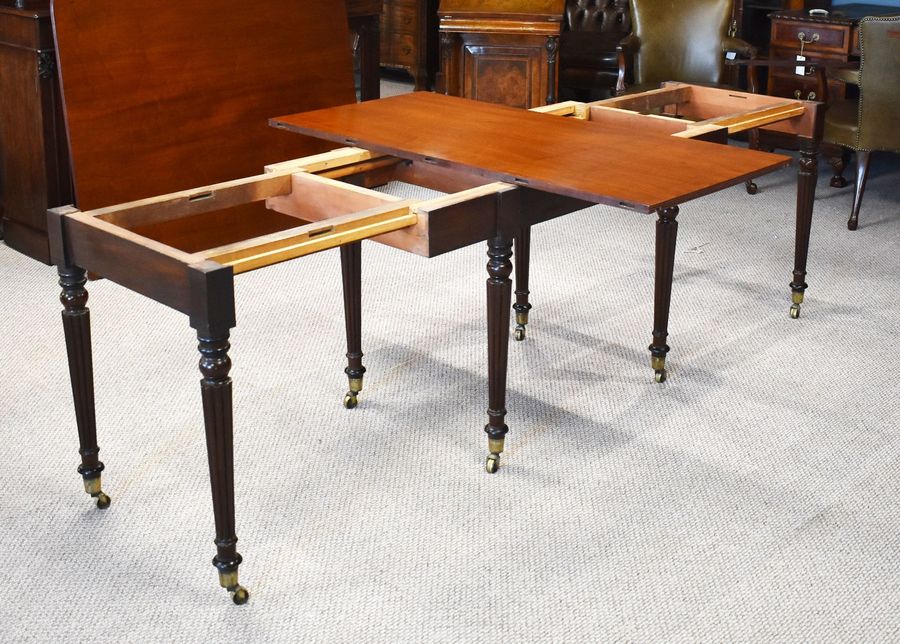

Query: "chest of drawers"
left=380, top=0, right=439, bottom=89
left=767, top=5, right=900, bottom=102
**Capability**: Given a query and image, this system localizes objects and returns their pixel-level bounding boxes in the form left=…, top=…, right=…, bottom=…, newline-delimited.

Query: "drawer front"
left=768, top=73, right=844, bottom=102
left=386, top=33, right=416, bottom=67
left=387, top=4, right=418, bottom=34
left=771, top=20, right=850, bottom=55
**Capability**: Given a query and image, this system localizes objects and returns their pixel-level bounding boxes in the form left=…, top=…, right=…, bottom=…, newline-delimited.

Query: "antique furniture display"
left=615, top=0, right=756, bottom=94
left=50, top=0, right=789, bottom=604
left=437, top=0, right=566, bottom=108
left=767, top=4, right=900, bottom=102
left=380, top=0, right=439, bottom=89
left=558, top=0, right=631, bottom=101
left=348, top=0, right=383, bottom=100
left=0, top=0, right=72, bottom=262
left=822, top=15, right=900, bottom=230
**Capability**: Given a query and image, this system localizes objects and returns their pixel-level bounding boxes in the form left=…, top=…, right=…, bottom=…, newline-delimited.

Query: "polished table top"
left=272, top=92, right=790, bottom=213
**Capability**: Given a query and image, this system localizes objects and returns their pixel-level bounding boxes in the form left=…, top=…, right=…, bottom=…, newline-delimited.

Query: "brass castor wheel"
left=230, top=585, right=249, bottom=605
left=830, top=177, right=848, bottom=189
left=654, top=369, right=667, bottom=384
left=95, top=493, right=111, bottom=509
left=789, top=304, right=800, bottom=319
left=485, top=454, right=500, bottom=474
left=343, top=392, right=358, bottom=409
left=746, top=181, right=758, bottom=195
left=514, top=325, right=526, bottom=342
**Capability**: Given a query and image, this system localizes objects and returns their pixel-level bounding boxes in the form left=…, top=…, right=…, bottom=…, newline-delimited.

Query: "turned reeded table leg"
left=790, top=137, right=819, bottom=319
left=485, top=233, right=513, bottom=474
left=198, top=330, right=247, bottom=605
left=341, top=242, right=365, bottom=409
left=513, top=226, right=532, bottom=342
left=58, top=266, right=109, bottom=510
left=650, top=205, right=679, bottom=384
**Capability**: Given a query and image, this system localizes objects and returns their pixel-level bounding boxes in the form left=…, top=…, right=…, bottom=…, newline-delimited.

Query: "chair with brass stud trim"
left=824, top=15, right=900, bottom=231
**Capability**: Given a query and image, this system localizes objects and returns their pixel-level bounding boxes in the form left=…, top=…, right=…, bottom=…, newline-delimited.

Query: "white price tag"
left=795, top=54, right=807, bottom=76
left=725, top=51, right=737, bottom=60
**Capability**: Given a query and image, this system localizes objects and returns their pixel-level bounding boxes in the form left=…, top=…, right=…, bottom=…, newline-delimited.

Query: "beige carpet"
left=1, top=84, right=899, bottom=641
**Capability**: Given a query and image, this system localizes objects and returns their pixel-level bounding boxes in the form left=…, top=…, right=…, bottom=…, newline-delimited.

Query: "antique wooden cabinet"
left=767, top=5, right=900, bottom=102
left=438, top=0, right=566, bottom=109
left=380, top=0, right=439, bottom=89
left=0, top=0, right=72, bottom=262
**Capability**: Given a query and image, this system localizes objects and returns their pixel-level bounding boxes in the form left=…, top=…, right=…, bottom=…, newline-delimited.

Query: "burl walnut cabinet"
left=0, top=0, right=72, bottom=263
left=438, top=0, right=566, bottom=109
left=380, top=0, right=439, bottom=89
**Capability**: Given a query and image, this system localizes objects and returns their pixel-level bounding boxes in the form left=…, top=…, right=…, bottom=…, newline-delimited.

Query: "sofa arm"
left=615, top=33, right=640, bottom=95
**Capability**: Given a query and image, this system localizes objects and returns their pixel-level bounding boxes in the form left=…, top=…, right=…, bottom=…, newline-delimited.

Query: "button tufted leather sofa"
left=558, top=0, right=632, bottom=100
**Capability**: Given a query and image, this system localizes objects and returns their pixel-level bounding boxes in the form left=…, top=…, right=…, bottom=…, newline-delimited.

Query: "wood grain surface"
left=273, top=92, right=791, bottom=212
left=52, top=0, right=356, bottom=212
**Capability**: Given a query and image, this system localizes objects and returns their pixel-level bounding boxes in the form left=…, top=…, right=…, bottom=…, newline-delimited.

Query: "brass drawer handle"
left=798, top=31, right=820, bottom=45
left=794, top=89, right=816, bottom=100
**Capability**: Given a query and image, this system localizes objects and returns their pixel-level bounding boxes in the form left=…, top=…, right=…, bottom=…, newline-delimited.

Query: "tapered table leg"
left=341, top=242, right=365, bottom=409
left=485, top=233, right=513, bottom=473
left=789, top=137, right=819, bottom=319
left=58, top=266, right=109, bottom=510
left=513, top=226, right=532, bottom=342
left=198, top=330, right=247, bottom=605
left=650, top=205, right=679, bottom=383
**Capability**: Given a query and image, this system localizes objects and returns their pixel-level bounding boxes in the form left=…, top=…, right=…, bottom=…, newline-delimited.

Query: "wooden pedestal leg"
left=789, top=138, right=819, bottom=319
left=58, top=266, right=110, bottom=510
left=197, top=330, right=247, bottom=605
left=484, top=233, right=513, bottom=474
left=340, top=242, right=365, bottom=409
left=650, top=206, right=679, bottom=384
left=513, top=226, right=532, bottom=342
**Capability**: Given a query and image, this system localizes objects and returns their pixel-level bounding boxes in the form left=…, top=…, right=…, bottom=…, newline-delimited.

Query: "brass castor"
left=746, top=181, right=758, bottom=195
left=343, top=392, right=358, bottom=409
left=95, top=492, right=111, bottom=509
left=514, top=325, right=526, bottom=342
left=654, top=369, right=667, bottom=384
left=847, top=218, right=858, bottom=231
left=485, top=454, right=500, bottom=474
left=230, top=585, right=249, bottom=605
left=789, top=304, right=800, bottom=319
left=830, top=176, right=848, bottom=189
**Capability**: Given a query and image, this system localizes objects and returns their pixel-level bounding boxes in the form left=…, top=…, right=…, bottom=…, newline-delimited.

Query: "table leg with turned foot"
left=513, top=226, right=532, bottom=342
left=341, top=242, right=365, bottom=408
left=650, top=205, right=679, bottom=384
left=59, top=265, right=110, bottom=510
left=790, top=137, right=819, bottom=319
left=484, top=232, right=513, bottom=474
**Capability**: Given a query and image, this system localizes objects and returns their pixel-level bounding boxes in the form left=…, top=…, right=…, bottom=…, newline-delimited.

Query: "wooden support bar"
left=589, top=86, right=692, bottom=113
left=588, top=105, right=697, bottom=136
left=263, top=147, right=382, bottom=174
left=690, top=102, right=805, bottom=134
left=203, top=205, right=418, bottom=274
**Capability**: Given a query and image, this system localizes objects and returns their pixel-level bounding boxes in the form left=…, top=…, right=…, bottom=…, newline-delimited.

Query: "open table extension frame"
left=51, top=91, right=786, bottom=602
